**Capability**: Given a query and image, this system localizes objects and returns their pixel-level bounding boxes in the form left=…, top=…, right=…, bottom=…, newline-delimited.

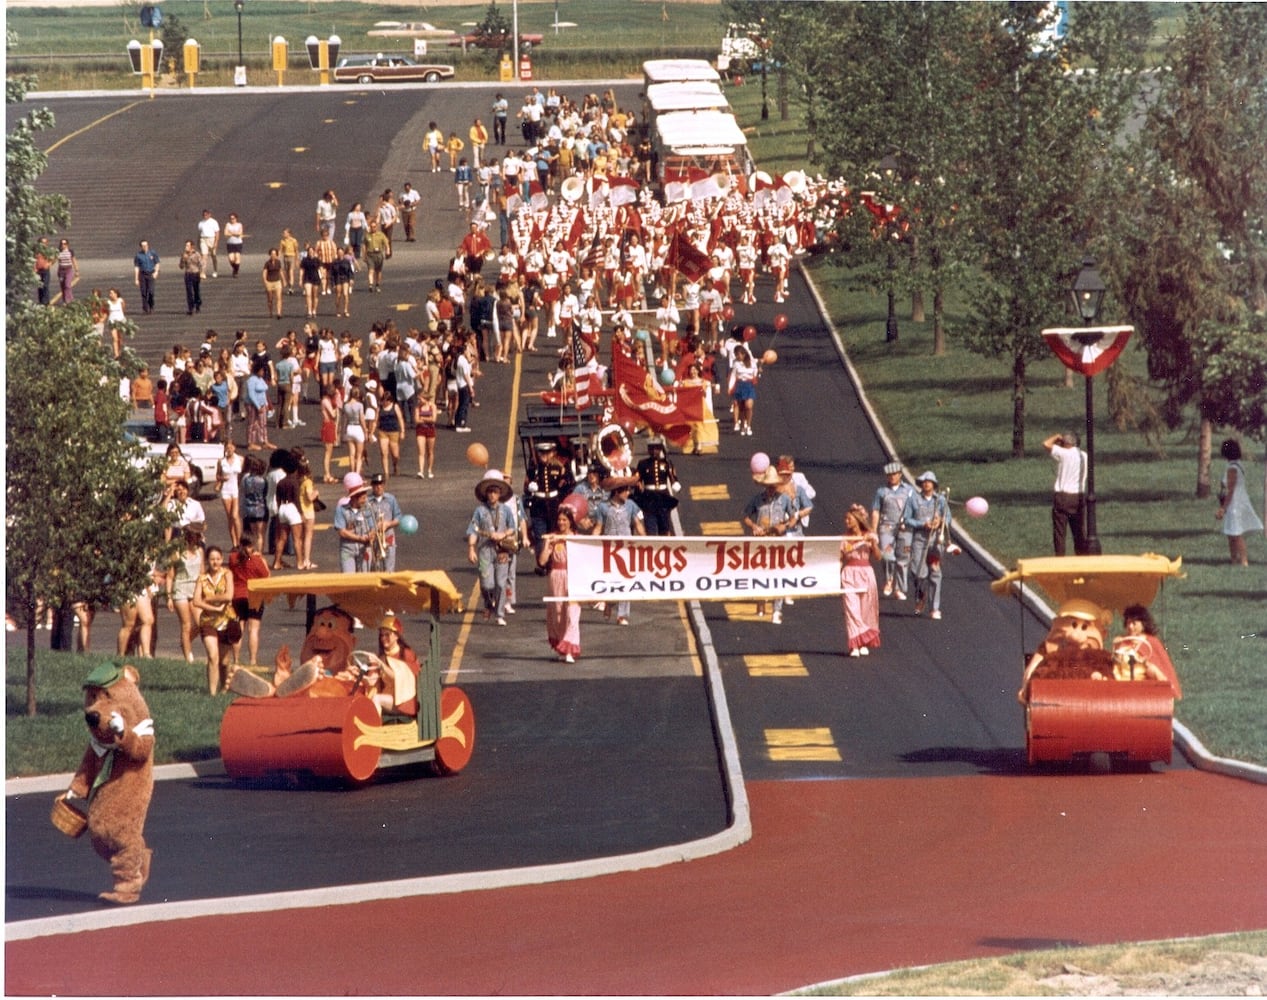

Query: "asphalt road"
left=9, top=83, right=1243, bottom=993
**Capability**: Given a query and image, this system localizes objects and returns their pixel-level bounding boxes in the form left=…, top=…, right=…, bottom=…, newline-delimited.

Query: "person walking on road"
left=197, top=209, right=220, bottom=278
left=179, top=240, right=203, bottom=315
left=538, top=505, right=582, bottom=663
left=133, top=239, right=160, bottom=314
left=467, top=470, right=518, bottom=625
left=840, top=504, right=882, bottom=657
left=903, top=471, right=953, bottom=620
left=871, top=462, right=914, bottom=600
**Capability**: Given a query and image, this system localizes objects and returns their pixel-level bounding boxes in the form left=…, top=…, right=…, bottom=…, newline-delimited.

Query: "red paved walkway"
left=9, top=769, right=1265, bottom=996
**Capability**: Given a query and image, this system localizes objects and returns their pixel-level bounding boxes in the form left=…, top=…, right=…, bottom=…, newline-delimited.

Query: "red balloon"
left=722, top=304, right=735, bottom=321
left=774, top=313, right=789, bottom=331
left=742, top=324, right=758, bottom=342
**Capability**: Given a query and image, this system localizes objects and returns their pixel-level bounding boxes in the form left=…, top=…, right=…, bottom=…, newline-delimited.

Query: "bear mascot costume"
left=57, top=664, right=155, bottom=904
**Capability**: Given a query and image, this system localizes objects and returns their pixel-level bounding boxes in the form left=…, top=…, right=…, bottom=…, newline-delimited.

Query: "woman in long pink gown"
left=840, top=505, right=882, bottom=657
left=538, top=507, right=582, bottom=663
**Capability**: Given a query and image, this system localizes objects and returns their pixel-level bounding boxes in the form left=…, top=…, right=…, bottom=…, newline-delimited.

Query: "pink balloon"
left=965, top=496, right=989, bottom=518
left=560, top=493, right=589, bottom=523
left=749, top=451, right=771, bottom=475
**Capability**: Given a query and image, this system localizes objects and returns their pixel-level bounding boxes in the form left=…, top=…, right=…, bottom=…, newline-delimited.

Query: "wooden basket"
left=50, top=795, right=88, bottom=838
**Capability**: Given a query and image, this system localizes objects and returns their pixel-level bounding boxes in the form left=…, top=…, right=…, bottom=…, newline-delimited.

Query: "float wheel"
left=432, top=686, right=475, bottom=775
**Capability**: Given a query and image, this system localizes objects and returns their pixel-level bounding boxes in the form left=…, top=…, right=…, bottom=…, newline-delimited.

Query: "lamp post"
left=879, top=154, right=901, bottom=342
left=759, top=19, right=769, bottom=121
left=234, top=0, right=245, bottom=85
left=1070, top=256, right=1106, bottom=555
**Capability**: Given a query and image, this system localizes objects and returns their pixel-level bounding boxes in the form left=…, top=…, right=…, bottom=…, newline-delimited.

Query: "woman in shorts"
left=414, top=391, right=438, bottom=479
left=192, top=544, right=242, bottom=694
left=167, top=526, right=204, bottom=665
left=343, top=385, right=366, bottom=476
left=320, top=383, right=341, bottom=482
left=228, top=537, right=269, bottom=668
left=375, top=384, right=404, bottom=478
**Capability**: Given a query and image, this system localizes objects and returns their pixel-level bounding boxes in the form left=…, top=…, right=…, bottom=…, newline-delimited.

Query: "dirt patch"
left=1037, top=952, right=1267, bottom=996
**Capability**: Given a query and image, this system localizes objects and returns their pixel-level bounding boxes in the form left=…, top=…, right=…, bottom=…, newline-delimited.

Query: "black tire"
left=357, top=73, right=373, bottom=85
left=424, top=71, right=441, bottom=83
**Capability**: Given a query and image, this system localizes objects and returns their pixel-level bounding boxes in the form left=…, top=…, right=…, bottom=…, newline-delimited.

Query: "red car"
left=447, top=31, right=544, bottom=50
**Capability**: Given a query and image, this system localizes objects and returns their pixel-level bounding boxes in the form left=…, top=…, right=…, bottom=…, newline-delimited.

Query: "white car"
left=125, top=415, right=224, bottom=497
left=367, top=21, right=457, bottom=40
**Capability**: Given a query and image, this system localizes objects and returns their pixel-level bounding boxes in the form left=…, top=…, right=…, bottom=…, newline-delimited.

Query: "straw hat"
left=753, top=466, right=783, bottom=486
left=475, top=469, right=512, bottom=503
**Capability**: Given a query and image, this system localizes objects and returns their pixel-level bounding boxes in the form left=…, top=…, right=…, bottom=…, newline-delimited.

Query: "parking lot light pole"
left=234, top=1, right=245, bottom=85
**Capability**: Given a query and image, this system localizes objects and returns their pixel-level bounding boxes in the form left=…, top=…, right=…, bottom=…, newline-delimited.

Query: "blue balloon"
left=399, top=514, right=419, bottom=535
left=658, top=367, right=676, bottom=386
left=634, top=328, right=650, bottom=342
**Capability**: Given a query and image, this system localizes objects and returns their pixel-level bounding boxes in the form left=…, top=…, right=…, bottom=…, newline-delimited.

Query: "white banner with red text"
left=547, top=535, right=844, bottom=602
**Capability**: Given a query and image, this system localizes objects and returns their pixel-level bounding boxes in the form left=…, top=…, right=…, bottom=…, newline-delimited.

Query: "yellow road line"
left=700, top=520, right=743, bottom=535
left=764, top=727, right=842, bottom=762
left=690, top=484, right=731, bottom=501
left=744, top=653, right=807, bottom=677
left=723, top=601, right=768, bottom=622
left=43, top=102, right=145, bottom=156
left=677, top=601, right=704, bottom=677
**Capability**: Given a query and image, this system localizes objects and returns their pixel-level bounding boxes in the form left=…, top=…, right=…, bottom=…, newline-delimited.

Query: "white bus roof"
left=654, top=110, right=747, bottom=153
left=646, top=82, right=729, bottom=114
left=642, top=59, right=722, bottom=86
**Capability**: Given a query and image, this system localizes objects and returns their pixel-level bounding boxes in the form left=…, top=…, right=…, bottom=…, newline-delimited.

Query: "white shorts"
left=277, top=502, right=302, bottom=526
left=345, top=425, right=365, bottom=444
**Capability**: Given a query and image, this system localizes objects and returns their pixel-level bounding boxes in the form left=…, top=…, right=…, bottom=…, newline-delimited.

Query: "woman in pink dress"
left=537, top=506, right=582, bottom=663
left=840, top=504, right=882, bottom=657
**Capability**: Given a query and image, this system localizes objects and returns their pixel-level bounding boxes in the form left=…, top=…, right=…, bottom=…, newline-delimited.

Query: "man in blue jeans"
left=133, top=239, right=160, bottom=313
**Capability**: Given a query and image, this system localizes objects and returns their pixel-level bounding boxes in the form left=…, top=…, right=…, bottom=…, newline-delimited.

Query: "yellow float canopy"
left=990, top=554, right=1183, bottom=613
left=248, top=571, right=462, bottom=622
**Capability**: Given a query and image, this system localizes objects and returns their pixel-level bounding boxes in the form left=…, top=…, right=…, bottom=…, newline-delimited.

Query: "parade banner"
left=551, top=535, right=845, bottom=602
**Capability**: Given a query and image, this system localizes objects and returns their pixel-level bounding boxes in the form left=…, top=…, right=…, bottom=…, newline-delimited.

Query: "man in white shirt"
left=197, top=209, right=220, bottom=278
left=398, top=181, right=421, bottom=242
left=1044, top=431, right=1087, bottom=556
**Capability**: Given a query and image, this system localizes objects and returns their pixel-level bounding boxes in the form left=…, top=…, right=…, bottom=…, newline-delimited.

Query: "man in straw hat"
left=742, top=465, right=797, bottom=625
left=466, top=470, right=518, bottom=625
left=333, top=473, right=376, bottom=573
left=870, top=461, right=914, bottom=600
left=591, top=473, right=646, bottom=626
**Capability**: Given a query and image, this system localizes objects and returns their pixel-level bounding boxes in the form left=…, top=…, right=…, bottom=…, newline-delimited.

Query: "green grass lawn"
left=6, top=648, right=226, bottom=777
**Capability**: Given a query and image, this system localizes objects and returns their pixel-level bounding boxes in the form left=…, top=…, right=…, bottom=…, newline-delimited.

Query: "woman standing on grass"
left=1216, top=438, right=1263, bottom=566
left=192, top=544, right=241, bottom=694
left=168, top=526, right=205, bottom=666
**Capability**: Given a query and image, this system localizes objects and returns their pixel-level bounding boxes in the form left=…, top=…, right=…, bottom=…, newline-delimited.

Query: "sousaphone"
left=783, top=169, right=807, bottom=195
left=560, top=175, right=585, bottom=203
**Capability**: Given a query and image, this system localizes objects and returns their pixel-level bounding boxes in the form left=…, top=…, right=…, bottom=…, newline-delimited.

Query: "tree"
left=5, top=70, right=173, bottom=715
left=6, top=69, right=69, bottom=314
left=1114, top=4, right=1267, bottom=495
left=475, top=2, right=513, bottom=50
left=955, top=2, right=1149, bottom=456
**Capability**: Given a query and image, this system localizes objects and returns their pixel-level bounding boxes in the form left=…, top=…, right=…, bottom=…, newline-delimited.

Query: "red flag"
left=609, top=175, right=640, bottom=207
left=610, top=342, right=705, bottom=447
left=564, top=206, right=587, bottom=251
left=668, top=230, right=711, bottom=282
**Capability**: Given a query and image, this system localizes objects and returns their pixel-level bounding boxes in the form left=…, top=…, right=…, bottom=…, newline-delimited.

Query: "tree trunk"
left=932, top=285, right=945, bottom=356
left=1012, top=354, right=1027, bottom=458
left=1196, top=416, right=1212, bottom=498
left=909, top=234, right=924, bottom=323
left=25, top=579, right=37, bottom=717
